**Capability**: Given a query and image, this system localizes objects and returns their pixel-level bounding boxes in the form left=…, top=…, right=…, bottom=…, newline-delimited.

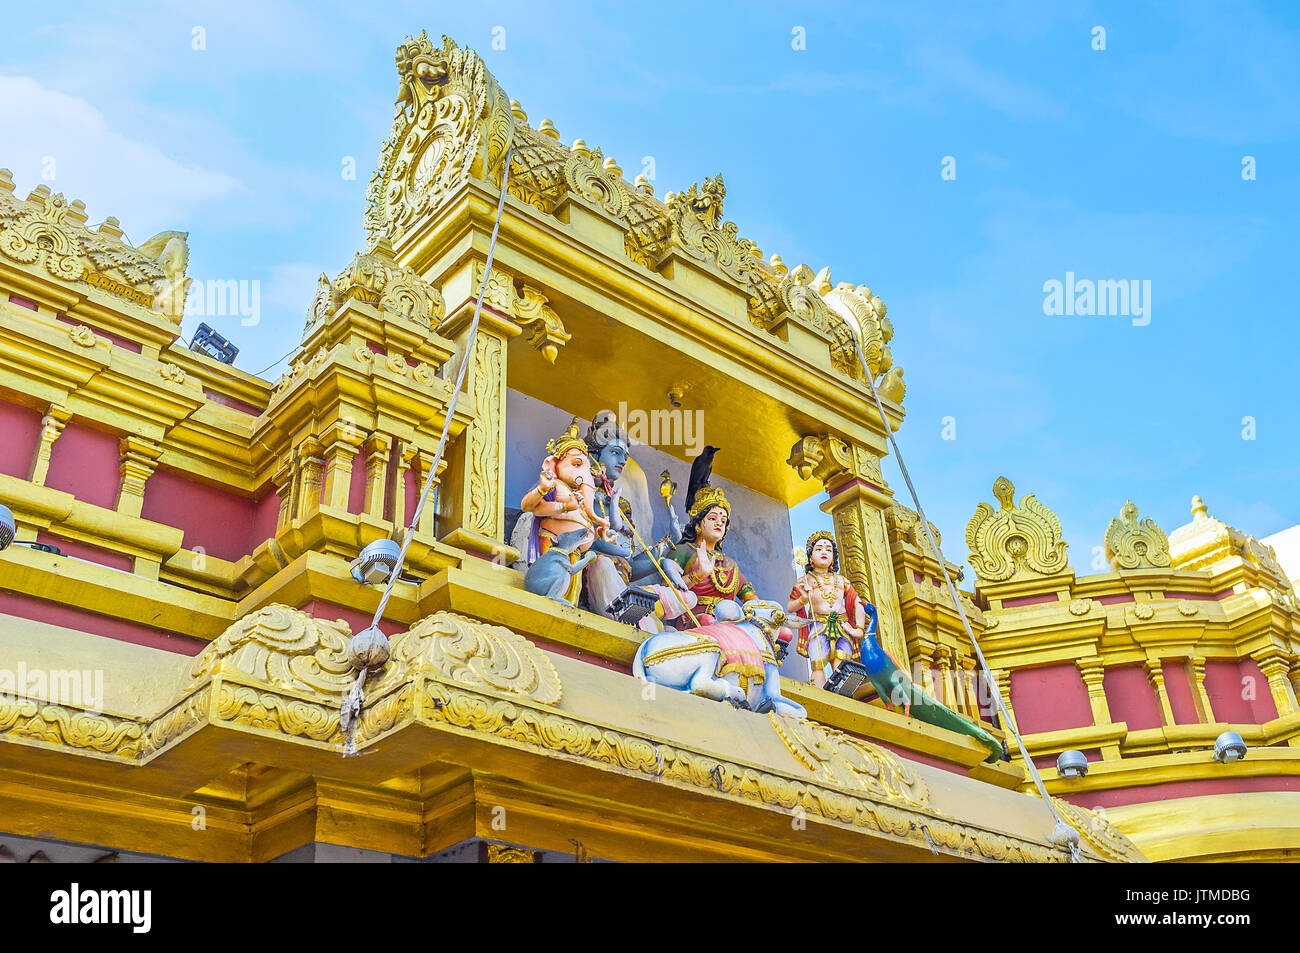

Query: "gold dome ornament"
left=687, top=485, right=730, bottom=520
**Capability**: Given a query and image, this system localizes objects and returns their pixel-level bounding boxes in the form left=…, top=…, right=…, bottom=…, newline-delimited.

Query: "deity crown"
left=545, top=418, right=587, bottom=459
left=806, top=530, right=836, bottom=549
left=687, top=485, right=730, bottom=520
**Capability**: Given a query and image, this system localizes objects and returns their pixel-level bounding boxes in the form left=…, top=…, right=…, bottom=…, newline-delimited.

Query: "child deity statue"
left=520, top=419, right=611, bottom=604
left=787, top=531, right=866, bottom=688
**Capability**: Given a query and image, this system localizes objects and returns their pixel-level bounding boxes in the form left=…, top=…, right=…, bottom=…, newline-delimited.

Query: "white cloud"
left=0, top=75, right=242, bottom=236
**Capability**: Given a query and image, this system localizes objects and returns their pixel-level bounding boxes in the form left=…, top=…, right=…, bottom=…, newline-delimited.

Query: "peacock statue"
left=857, top=603, right=1006, bottom=764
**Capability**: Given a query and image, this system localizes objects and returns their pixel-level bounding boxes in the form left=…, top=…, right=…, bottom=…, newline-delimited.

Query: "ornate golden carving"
left=0, top=695, right=144, bottom=759
left=507, top=125, right=568, bottom=213
left=1133, top=603, right=1155, bottom=621
left=563, top=145, right=629, bottom=220
left=159, top=363, right=187, bottom=385
left=1052, top=799, right=1147, bottom=863
left=1177, top=600, right=1199, bottom=617
left=471, top=262, right=570, bottom=362
left=305, top=241, right=446, bottom=335
left=468, top=333, right=504, bottom=535
left=189, top=605, right=356, bottom=697
left=381, top=612, right=562, bottom=704
left=67, top=325, right=96, bottom=348
left=0, top=190, right=85, bottom=281
left=770, top=714, right=930, bottom=809
left=966, top=477, right=1069, bottom=582
left=1105, top=501, right=1171, bottom=570
left=1068, top=598, right=1093, bottom=616
left=487, top=844, right=538, bottom=863
left=365, top=32, right=514, bottom=251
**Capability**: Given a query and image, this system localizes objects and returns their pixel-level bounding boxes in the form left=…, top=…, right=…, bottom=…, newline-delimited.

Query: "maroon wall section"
left=1162, top=659, right=1201, bottom=725
left=141, top=469, right=278, bottom=563
left=1009, top=663, right=1093, bottom=733
left=0, top=401, right=42, bottom=478
left=44, top=422, right=120, bottom=510
left=1103, top=665, right=1163, bottom=731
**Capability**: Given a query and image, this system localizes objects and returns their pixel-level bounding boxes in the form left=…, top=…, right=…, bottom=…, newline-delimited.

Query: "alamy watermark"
left=614, top=401, right=705, bottom=457
left=0, top=663, right=104, bottom=713
left=1042, top=272, right=1151, bottom=326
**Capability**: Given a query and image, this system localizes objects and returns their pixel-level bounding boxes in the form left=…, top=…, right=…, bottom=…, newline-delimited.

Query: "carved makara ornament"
left=364, top=32, right=514, bottom=251
left=1104, top=501, right=1171, bottom=570
left=470, top=262, right=570, bottom=363
left=562, top=144, right=630, bottom=220
left=966, top=477, right=1069, bottom=582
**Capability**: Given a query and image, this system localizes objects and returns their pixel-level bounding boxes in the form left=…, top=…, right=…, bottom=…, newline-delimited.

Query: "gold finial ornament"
left=965, top=476, right=1069, bottom=582
left=1104, top=500, right=1171, bottom=570
left=687, top=485, right=730, bottom=520
left=545, top=417, right=587, bottom=459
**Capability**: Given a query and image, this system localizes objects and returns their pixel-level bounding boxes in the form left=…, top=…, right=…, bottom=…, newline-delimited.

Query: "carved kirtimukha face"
left=699, top=505, right=729, bottom=545
left=810, top=538, right=836, bottom=571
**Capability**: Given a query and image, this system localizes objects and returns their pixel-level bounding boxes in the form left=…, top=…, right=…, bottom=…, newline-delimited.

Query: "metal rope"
left=340, top=143, right=515, bottom=756
left=846, top=328, right=1081, bottom=860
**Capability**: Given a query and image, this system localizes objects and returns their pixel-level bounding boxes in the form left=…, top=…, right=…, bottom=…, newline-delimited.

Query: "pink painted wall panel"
left=1009, top=663, right=1093, bottom=734
left=348, top=454, right=367, bottom=514
left=0, top=401, right=42, bottom=478
left=250, top=486, right=280, bottom=549
left=1103, top=665, right=1163, bottom=731
left=44, top=422, right=120, bottom=510
left=1203, top=659, right=1253, bottom=722
left=1240, top=658, right=1279, bottom=722
left=1162, top=659, right=1200, bottom=725
left=403, top=465, right=418, bottom=526
left=140, top=469, right=256, bottom=563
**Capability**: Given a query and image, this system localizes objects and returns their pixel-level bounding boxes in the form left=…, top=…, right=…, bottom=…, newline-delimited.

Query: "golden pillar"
left=1189, top=656, right=1215, bottom=724
left=321, top=424, right=365, bottom=511
left=360, top=433, right=391, bottom=520
left=1077, top=657, right=1121, bottom=757
left=958, top=655, right=981, bottom=719
left=435, top=264, right=521, bottom=559
left=28, top=404, right=70, bottom=486
left=295, top=436, right=326, bottom=522
left=272, top=454, right=296, bottom=532
left=792, top=434, right=909, bottom=670
left=1144, top=659, right=1176, bottom=727
left=992, top=667, right=1020, bottom=736
left=1253, top=653, right=1298, bottom=717
left=116, top=436, right=162, bottom=519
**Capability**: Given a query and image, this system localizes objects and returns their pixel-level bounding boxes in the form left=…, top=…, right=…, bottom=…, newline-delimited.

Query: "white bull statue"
left=632, top=599, right=807, bottom=718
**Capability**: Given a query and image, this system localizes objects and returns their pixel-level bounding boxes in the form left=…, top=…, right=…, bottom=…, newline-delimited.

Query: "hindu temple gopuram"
left=0, top=31, right=1296, bottom=864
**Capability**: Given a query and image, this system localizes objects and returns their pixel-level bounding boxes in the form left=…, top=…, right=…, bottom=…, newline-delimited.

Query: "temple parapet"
left=968, top=487, right=1300, bottom=861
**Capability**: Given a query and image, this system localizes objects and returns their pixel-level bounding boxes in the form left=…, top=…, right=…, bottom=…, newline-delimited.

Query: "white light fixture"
left=1213, top=731, right=1247, bottom=763
left=350, top=539, right=402, bottom=585
left=1056, top=749, right=1089, bottom=779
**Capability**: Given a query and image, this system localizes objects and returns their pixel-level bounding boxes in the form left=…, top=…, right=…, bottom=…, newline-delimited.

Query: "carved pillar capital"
left=116, top=436, right=163, bottom=518
left=1076, top=656, right=1112, bottom=728
left=295, top=436, right=326, bottom=522
left=28, top=403, right=71, bottom=486
left=1253, top=652, right=1298, bottom=716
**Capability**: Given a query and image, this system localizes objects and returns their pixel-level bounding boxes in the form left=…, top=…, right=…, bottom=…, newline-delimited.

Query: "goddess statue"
left=666, top=482, right=757, bottom=626
left=787, top=531, right=866, bottom=688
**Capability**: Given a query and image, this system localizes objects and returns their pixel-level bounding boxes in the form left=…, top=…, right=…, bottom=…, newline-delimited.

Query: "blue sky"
left=3, top=1, right=1297, bottom=574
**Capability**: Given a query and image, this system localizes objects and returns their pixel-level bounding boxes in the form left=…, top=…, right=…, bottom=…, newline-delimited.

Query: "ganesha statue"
left=519, top=419, right=609, bottom=606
